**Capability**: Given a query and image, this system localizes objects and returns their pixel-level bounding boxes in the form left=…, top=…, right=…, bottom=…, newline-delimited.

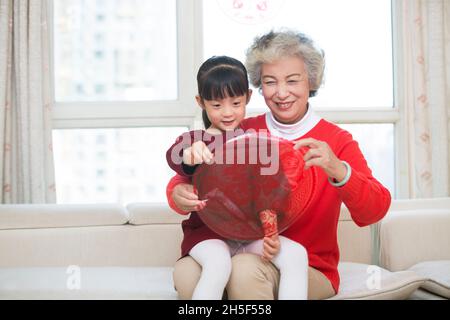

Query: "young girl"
left=166, top=56, right=309, bottom=300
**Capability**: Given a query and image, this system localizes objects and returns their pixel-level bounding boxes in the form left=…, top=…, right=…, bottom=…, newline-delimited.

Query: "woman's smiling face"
left=260, top=56, right=310, bottom=124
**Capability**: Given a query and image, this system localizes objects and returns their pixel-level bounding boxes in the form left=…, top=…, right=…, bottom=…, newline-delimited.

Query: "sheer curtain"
left=0, top=0, right=56, bottom=203
left=400, top=0, right=450, bottom=198
left=370, top=0, right=449, bottom=265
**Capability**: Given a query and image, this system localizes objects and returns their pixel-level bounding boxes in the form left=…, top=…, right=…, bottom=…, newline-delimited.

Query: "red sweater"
left=166, top=114, right=391, bottom=294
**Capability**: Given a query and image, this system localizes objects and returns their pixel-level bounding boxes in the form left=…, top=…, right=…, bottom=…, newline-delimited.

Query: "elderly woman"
left=167, top=30, right=391, bottom=300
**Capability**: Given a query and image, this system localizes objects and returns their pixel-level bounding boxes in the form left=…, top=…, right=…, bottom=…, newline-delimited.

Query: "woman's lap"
left=173, top=253, right=335, bottom=300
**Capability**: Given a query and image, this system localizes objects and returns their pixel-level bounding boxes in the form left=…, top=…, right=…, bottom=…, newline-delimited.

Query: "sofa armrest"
left=380, top=207, right=450, bottom=271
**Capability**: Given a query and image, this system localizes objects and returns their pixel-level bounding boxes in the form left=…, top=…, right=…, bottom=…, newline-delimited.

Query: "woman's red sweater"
left=166, top=115, right=391, bottom=293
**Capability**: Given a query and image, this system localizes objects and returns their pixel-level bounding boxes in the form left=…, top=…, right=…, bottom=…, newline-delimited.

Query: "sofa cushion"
left=408, top=260, right=450, bottom=299
left=408, top=288, right=448, bottom=300
left=0, top=204, right=129, bottom=230
left=0, top=267, right=177, bottom=300
left=329, top=262, right=426, bottom=300
left=0, top=263, right=427, bottom=300
left=0, top=224, right=183, bottom=268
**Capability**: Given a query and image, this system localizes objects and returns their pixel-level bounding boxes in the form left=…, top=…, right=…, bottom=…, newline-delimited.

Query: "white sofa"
left=0, top=199, right=449, bottom=300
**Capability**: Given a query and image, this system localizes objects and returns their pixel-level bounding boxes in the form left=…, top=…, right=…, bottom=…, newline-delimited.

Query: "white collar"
left=265, top=105, right=322, bottom=140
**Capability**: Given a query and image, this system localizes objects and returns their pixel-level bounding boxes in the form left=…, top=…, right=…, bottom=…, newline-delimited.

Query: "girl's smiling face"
left=197, top=92, right=250, bottom=131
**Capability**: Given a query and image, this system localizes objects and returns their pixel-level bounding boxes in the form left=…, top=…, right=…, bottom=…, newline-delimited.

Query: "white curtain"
left=371, top=0, right=450, bottom=265
left=400, top=0, right=450, bottom=198
left=0, top=0, right=56, bottom=203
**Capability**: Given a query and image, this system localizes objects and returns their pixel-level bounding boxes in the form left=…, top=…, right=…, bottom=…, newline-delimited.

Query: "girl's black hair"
left=197, top=56, right=249, bottom=129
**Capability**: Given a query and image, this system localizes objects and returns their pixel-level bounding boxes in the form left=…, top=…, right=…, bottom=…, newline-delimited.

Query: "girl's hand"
left=293, top=138, right=348, bottom=182
left=183, top=141, right=213, bottom=166
left=262, top=234, right=280, bottom=261
left=172, top=183, right=207, bottom=212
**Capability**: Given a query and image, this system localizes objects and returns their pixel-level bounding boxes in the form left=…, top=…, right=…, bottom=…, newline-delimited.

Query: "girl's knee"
left=202, top=255, right=232, bottom=277
left=190, top=239, right=231, bottom=266
left=276, top=237, right=308, bottom=267
left=279, top=237, right=308, bottom=256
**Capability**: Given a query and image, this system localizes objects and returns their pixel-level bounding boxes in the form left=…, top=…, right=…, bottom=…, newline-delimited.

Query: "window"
left=51, top=0, right=197, bottom=204
left=52, top=127, right=188, bottom=204
left=203, top=0, right=397, bottom=196
left=53, top=0, right=178, bottom=102
left=51, top=0, right=401, bottom=203
left=340, top=124, right=395, bottom=192
left=203, top=0, right=393, bottom=110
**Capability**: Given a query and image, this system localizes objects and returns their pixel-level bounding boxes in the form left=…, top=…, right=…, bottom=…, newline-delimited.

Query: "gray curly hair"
left=245, top=30, right=325, bottom=97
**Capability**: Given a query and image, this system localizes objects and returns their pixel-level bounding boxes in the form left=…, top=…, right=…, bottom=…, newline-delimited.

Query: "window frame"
left=49, top=0, right=202, bottom=129
left=49, top=0, right=409, bottom=198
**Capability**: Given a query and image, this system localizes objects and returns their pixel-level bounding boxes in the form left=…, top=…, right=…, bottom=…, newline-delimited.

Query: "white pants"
left=189, top=236, right=308, bottom=300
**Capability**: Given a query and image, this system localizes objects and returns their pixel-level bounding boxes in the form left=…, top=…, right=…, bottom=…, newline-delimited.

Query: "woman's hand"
left=294, top=138, right=347, bottom=182
left=183, top=141, right=213, bottom=166
left=172, top=183, right=207, bottom=212
left=262, top=234, right=280, bottom=261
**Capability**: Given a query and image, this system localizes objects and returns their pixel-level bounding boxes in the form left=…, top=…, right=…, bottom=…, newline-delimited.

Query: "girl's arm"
left=166, top=174, right=206, bottom=215
left=166, top=132, right=195, bottom=177
left=166, top=131, right=213, bottom=177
